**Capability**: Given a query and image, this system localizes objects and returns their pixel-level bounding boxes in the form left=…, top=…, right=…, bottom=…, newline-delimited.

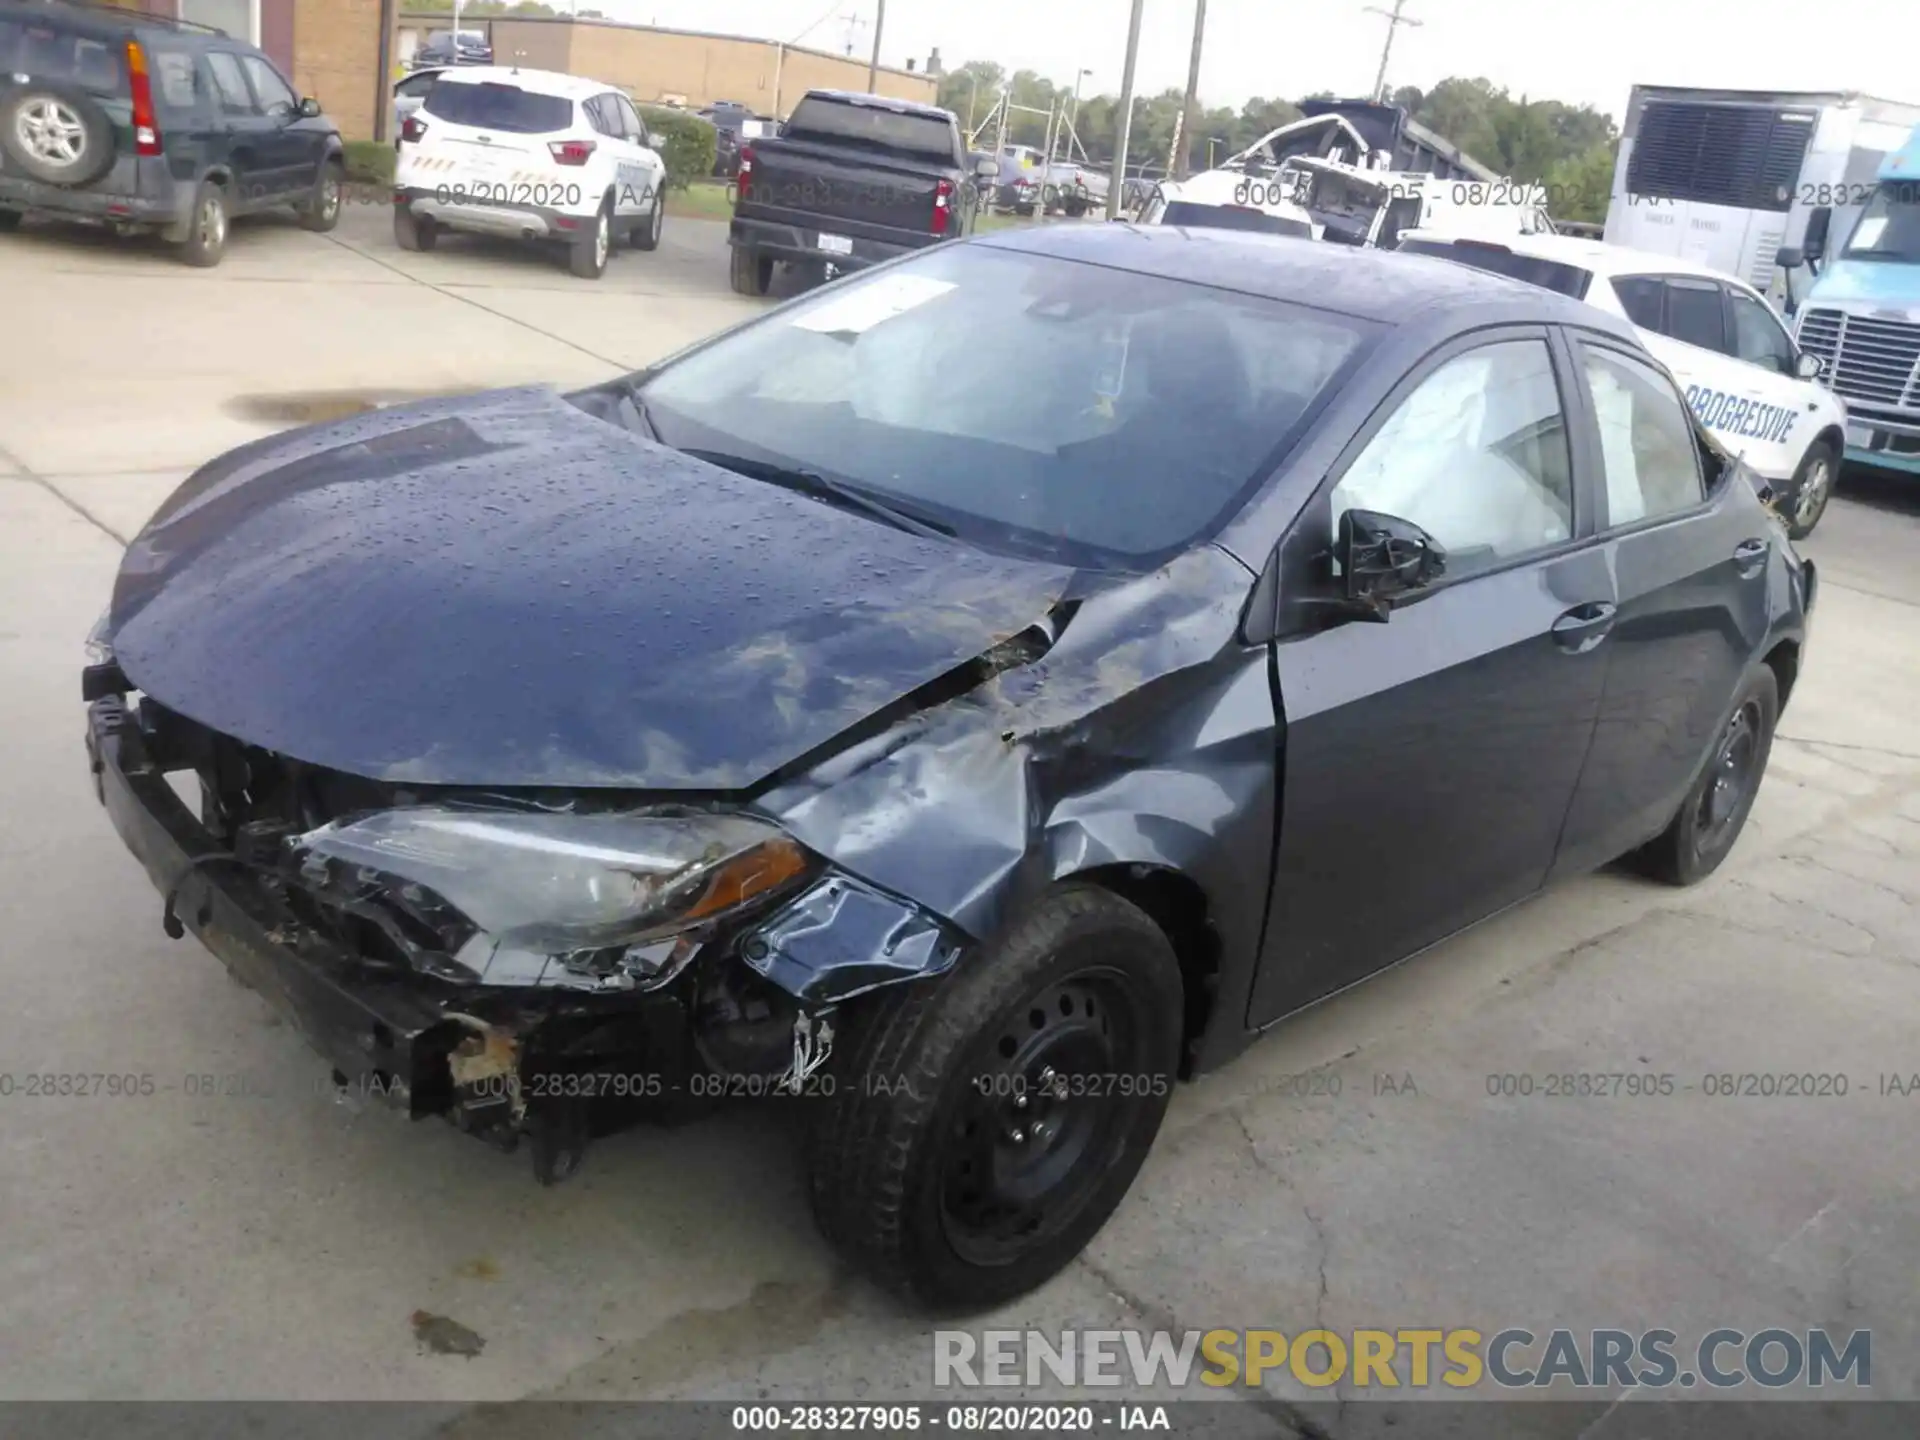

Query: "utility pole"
left=1105, top=0, right=1146, bottom=220
left=866, top=0, right=885, bottom=91
left=1173, top=0, right=1206, bottom=180
left=1364, top=0, right=1422, bottom=103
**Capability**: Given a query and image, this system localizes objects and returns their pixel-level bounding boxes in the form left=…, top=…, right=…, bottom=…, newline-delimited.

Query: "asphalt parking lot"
left=3, top=200, right=1920, bottom=1430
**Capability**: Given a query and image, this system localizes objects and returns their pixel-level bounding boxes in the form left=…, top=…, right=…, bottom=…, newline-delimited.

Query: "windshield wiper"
left=680, top=448, right=956, bottom=540
left=610, top=377, right=662, bottom=441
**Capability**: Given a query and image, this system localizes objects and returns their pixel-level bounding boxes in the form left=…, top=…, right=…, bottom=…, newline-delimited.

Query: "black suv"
left=0, top=0, right=344, bottom=265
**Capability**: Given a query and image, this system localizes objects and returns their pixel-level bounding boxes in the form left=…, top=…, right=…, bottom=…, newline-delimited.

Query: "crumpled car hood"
left=106, top=386, right=1073, bottom=790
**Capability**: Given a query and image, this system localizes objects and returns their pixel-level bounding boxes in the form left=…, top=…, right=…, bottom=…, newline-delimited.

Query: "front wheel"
left=1630, top=666, right=1779, bottom=886
left=1784, top=439, right=1837, bottom=540
left=0, top=208, right=21, bottom=231
left=297, top=159, right=343, bottom=232
left=631, top=191, right=663, bottom=252
left=807, top=885, right=1182, bottom=1310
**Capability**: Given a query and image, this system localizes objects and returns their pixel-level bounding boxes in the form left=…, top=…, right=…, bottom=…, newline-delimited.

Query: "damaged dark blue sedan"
left=84, top=225, right=1814, bottom=1308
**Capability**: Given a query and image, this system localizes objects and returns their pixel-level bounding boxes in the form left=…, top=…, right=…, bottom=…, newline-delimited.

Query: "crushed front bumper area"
left=84, top=695, right=697, bottom=1182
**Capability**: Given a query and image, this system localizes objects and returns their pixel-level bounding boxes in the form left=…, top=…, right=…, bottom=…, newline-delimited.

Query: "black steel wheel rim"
left=938, top=967, right=1145, bottom=1267
left=1696, top=699, right=1762, bottom=845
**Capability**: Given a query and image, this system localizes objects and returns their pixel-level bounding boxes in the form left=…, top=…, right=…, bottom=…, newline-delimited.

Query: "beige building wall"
left=398, top=15, right=937, bottom=118
left=294, top=0, right=386, bottom=142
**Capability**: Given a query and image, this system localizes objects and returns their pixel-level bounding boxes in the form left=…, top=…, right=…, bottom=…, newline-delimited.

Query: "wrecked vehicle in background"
left=85, top=227, right=1813, bottom=1308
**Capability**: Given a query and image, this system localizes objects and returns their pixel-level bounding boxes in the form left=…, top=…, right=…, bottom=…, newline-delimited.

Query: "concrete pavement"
left=2, top=204, right=1919, bottom=1431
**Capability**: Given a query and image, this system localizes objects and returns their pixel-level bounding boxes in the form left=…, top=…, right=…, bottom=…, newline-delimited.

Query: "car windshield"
left=1398, top=239, right=1594, bottom=299
left=1163, top=202, right=1312, bottom=238
left=785, top=97, right=953, bottom=161
left=637, top=244, right=1375, bottom=568
left=1841, top=181, right=1920, bottom=262
left=423, top=80, right=570, bottom=133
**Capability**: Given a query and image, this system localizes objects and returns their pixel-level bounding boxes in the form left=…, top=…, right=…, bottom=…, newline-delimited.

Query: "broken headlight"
left=295, top=807, right=812, bottom=986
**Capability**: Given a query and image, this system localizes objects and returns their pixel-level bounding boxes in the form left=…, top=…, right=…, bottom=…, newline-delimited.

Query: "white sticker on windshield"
left=792, top=274, right=958, bottom=335
left=1851, top=216, right=1887, bottom=248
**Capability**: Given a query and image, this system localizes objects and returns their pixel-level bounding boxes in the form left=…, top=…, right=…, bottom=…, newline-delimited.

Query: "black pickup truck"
left=727, top=89, right=996, bottom=296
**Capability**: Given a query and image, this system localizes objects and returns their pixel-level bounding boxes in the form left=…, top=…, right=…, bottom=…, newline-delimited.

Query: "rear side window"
left=0, top=21, right=128, bottom=97
left=149, top=47, right=202, bottom=112
left=1661, top=279, right=1728, bottom=354
left=424, top=81, right=573, bottom=134
left=1398, top=239, right=1593, bottom=299
left=1162, top=202, right=1311, bottom=238
left=786, top=97, right=954, bottom=160
left=1610, top=275, right=1664, bottom=329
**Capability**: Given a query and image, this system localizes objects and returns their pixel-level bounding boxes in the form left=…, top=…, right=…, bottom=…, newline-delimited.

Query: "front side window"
left=239, top=55, right=295, bottom=118
left=1727, top=288, right=1796, bottom=375
left=1661, top=279, right=1729, bottom=354
left=1581, top=346, right=1705, bottom=527
left=1329, top=339, right=1574, bottom=578
left=640, top=244, right=1374, bottom=568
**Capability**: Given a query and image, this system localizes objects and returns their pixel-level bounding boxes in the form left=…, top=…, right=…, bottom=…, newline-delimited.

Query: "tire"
left=0, top=208, right=21, bottom=232
left=0, top=83, right=116, bottom=188
left=297, top=158, right=343, bottom=233
left=1783, top=438, right=1837, bottom=540
left=569, top=196, right=612, bottom=279
left=393, top=204, right=436, bottom=252
left=1630, top=666, right=1779, bottom=886
left=807, top=884, right=1182, bottom=1310
left=1063, top=193, right=1088, bottom=218
left=630, top=190, right=663, bottom=252
left=176, top=179, right=228, bottom=267
left=729, top=244, right=772, bottom=296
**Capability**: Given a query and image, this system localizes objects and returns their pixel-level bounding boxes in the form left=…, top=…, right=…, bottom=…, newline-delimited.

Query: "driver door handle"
left=1733, top=538, right=1770, bottom=577
left=1551, top=601, right=1617, bottom=654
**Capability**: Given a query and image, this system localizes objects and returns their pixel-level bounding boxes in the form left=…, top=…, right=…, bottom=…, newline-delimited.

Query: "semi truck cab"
left=1785, top=127, right=1920, bottom=476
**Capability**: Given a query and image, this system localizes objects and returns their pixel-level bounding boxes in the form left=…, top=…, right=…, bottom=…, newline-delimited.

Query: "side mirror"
left=646, top=134, right=663, bottom=151
left=1337, top=507, right=1446, bottom=616
left=1795, top=350, right=1823, bottom=380
left=1774, top=245, right=1803, bottom=271
left=1802, top=206, right=1831, bottom=265
left=298, top=96, right=322, bottom=119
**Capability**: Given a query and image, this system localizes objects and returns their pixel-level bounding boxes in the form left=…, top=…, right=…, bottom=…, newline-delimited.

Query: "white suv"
left=394, top=66, right=667, bottom=279
left=1400, top=231, right=1849, bottom=537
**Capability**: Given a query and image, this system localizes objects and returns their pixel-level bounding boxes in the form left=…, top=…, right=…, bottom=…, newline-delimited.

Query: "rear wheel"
left=1631, top=667, right=1779, bottom=886
left=393, top=204, right=436, bottom=252
left=1784, top=439, right=1837, bottom=540
left=176, top=179, right=228, bottom=267
left=729, top=244, right=772, bottom=296
left=0, top=208, right=21, bottom=231
left=570, top=196, right=612, bottom=278
left=807, top=885, right=1182, bottom=1309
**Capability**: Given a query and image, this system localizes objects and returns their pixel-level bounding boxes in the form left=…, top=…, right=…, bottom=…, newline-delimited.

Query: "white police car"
left=394, top=66, right=667, bottom=280
left=1399, top=231, right=1848, bottom=537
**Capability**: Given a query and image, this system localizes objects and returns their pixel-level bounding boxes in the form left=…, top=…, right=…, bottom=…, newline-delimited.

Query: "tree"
left=937, top=60, right=1004, bottom=136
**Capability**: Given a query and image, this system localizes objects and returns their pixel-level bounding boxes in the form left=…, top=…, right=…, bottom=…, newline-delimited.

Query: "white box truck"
left=1603, top=86, right=1920, bottom=302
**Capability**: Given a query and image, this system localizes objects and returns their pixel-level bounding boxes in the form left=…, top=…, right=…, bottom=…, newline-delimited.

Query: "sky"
left=597, top=0, right=1918, bottom=125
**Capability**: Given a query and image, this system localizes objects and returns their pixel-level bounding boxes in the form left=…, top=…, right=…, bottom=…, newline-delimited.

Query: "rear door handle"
left=1733, top=538, right=1770, bottom=577
left=1551, top=601, right=1617, bottom=654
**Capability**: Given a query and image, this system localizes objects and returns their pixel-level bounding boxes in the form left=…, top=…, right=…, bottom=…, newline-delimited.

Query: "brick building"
left=397, top=15, right=940, bottom=118
left=99, top=0, right=395, bottom=141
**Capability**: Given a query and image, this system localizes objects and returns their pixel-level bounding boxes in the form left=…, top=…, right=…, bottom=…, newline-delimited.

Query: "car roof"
left=798, top=89, right=951, bottom=120
left=1405, top=230, right=1752, bottom=288
left=976, top=223, right=1640, bottom=336
left=428, top=65, right=616, bottom=101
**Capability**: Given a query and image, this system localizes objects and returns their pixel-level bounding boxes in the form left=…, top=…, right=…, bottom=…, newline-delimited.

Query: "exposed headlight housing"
left=295, top=807, right=812, bottom=988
